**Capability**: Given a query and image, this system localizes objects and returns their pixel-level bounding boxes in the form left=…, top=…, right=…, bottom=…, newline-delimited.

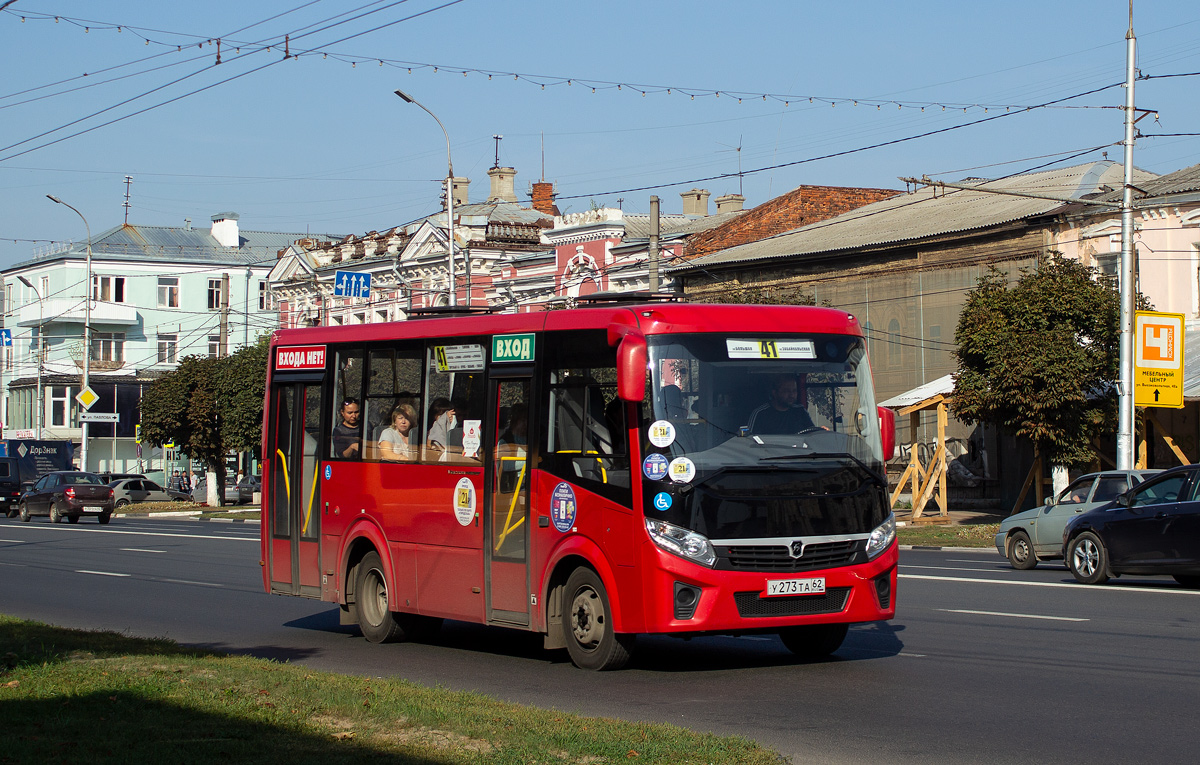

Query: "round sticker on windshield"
left=653, top=492, right=672, bottom=511
left=324, top=464, right=332, bottom=481
left=648, top=419, right=676, bottom=448
left=642, top=453, right=669, bottom=481
left=551, top=482, right=577, bottom=532
left=669, top=457, right=696, bottom=484
left=453, top=477, right=476, bottom=526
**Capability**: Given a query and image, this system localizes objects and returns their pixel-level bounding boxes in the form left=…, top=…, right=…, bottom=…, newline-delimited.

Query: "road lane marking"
left=946, top=559, right=1006, bottom=565
left=162, top=578, right=223, bottom=588
left=121, top=548, right=166, bottom=553
left=901, top=564, right=1014, bottom=573
left=76, top=570, right=131, bottom=577
left=939, top=608, right=1088, bottom=622
left=2, top=526, right=254, bottom=542
left=0, top=538, right=25, bottom=542
left=901, top=573, right=1200, bottom=595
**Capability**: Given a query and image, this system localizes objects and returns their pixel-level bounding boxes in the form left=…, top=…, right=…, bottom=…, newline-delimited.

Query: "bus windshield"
left=643, top=332, right=888, bottom=540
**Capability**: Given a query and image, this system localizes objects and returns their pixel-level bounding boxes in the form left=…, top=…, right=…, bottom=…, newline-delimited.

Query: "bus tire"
left=562, top=567, right=634, bottom=671
left=355, top=551, right=403, bottom=643
left=779, top=623, right=848, bottom=660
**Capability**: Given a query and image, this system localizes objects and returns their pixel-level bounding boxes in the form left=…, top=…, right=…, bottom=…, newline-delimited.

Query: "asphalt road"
left=2, top=515, right=1198, bottom=764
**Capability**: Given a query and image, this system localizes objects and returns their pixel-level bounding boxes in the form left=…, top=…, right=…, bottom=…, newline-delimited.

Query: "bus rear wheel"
left=355, top=552, right=403, bottom=643
left=779, top=623, right=848, bottom=660
left=562, top=567, right=633, bottom=671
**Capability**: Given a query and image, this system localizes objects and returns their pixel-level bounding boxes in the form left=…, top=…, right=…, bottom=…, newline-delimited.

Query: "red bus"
left=261, top=300, right=897, bottom=670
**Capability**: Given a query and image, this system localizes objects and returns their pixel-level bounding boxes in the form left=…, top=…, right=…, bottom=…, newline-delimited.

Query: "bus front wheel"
left=355, top=552, right=403, bottom=643
left=562, top=567, right=634, bottom=671
left=779, top=623, right=848, bottom=660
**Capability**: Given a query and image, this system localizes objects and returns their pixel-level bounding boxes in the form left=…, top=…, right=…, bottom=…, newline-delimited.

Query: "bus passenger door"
left=268, top=381, right=323, bottom=598
left=486, top=377, right=531, bottom=625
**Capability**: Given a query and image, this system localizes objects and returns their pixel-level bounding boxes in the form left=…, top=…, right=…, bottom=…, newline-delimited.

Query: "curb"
left=196, top=517, right=260, bottom=524
left=900, top=545, right=996, bottom=553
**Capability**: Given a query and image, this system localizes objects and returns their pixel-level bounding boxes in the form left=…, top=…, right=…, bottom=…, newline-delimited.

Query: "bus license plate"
left=765, top=577, right=825, bottom=597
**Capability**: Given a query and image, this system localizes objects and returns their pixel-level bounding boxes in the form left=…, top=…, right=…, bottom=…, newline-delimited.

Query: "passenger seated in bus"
left=659, top=384, right=689, bottom=419
left=747, top=375, right=815, bottom=435
left=332, top=397, right=363, bottom=458
left=378, top=403, right=417, bottom=461
left=427, top=398, right=455, bottom=452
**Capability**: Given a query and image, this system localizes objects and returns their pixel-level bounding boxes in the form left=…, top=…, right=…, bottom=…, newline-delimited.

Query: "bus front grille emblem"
left=789, top=541, right=805, bottom=558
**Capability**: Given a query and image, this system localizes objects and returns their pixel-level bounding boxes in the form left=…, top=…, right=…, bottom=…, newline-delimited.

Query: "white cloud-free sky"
left=2, top=0, right=1198, bottom=267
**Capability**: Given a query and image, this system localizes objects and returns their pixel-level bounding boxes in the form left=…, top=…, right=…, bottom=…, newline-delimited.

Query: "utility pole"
left=219, top=272, right=230, bottom=357
left=1117, top=3, right=1137, bottom=470
left=648, top=196, right=660, bottom=293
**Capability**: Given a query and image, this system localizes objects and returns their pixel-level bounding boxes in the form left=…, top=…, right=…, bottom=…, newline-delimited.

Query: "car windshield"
left=642, top=332, right=888, bottom=539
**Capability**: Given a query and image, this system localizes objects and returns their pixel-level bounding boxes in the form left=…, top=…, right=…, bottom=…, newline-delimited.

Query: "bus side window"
left=363, top=347, right=422, bottom=462
left=329, top=349, right=364, bottom=460
left=421, top=341, right=486, bottom=463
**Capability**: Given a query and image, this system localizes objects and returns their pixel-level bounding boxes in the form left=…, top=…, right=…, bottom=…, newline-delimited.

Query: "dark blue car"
left=1063, top=464, right=1200, bottom=587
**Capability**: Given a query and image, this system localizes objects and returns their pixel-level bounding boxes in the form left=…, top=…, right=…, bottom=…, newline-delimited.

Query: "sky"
left=2, top=0, right=1199, bottom=269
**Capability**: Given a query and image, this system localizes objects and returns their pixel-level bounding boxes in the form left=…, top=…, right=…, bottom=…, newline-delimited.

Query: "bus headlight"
left=645, top=519, right=717, bottom=568
left=865, top=513, right=896, bottom=559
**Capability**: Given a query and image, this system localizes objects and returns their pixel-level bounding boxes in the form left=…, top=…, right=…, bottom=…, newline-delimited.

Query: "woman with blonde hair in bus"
left=378, top=402, right=418, bottom=461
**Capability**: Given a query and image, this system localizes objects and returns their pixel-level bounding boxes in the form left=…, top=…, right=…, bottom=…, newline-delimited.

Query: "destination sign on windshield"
left=725, top=339, right=816, bottom=360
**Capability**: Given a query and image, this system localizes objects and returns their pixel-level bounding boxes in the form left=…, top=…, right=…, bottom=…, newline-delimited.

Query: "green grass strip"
left=898, top=523, right=1000, bottom=548
left=0, top=615, right=780, bottom=764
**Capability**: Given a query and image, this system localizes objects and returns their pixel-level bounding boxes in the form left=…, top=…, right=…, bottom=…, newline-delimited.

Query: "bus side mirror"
left=617, top=334, right=648, bottom=402
left=878, top=406, right=896, bottom=460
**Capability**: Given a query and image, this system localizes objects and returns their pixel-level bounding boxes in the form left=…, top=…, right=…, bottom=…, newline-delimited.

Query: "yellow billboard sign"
left=1134, top=311, right=1184, bottom=408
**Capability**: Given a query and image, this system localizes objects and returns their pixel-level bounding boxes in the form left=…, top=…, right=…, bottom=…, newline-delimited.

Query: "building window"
left=4, top=282, right=11, bottom=314
left=208, top=279, right=222, bottom=310
left=92, top=332, right=125, bottom=363
left=157, top=333, right=178, bottom=364
left=258, top=281, right=270, bottom=310
left=158, top=276, right=179, bottom=308
left=208, top=334, right=224, bottom=358
left=92, top=275, right=126, bottom=303
left=50, top=385, right=71, bottom=427
left=887, top=319, right=901, bottom=369
left=40, top=275, right=48, bottom=299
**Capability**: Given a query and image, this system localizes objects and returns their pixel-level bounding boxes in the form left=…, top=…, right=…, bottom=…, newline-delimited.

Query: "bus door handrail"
left=495, top=456, right=527, bottom=552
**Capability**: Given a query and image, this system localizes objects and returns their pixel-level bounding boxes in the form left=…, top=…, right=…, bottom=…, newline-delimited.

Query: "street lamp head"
left=394, top=89, right=415, bottom=104
left=46, top=194, right=63, bottom=204
left=17, top=275, right=33, bottom=289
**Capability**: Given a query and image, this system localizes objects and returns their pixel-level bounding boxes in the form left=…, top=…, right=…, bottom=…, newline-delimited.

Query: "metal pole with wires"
left=47, top=195, right=92, bottom=471
left=1116, top=6, right=1137, bottom=470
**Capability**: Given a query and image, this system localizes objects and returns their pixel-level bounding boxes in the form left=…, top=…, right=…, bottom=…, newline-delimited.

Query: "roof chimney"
left=210, top=212, right=240, bottom=247
left=488, top=166, right=518, bottom=203
left=714, top=193, right=745, bottom=213
left=531, top=181, right=560, bottom=216
left=446, top=177, right=470, bottom=209
left=681, top=189, right=710, bottom=217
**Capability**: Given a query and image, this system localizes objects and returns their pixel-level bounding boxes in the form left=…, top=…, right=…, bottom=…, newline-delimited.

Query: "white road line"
left=901, top=564, right=1013, bottom=573
left=939, top=608, right=1088, bottom=622
left=76, top=570, right=131, bottom=577
left=162, top=578, right=223, bottom=588
left=0, top=538, right=25, bottom=542
left=2, top=526, right=254, bottom=542
left=898, top=652, right=927, bottom=657
left=946, top=559, right=1005, bottom=565
left=121, top=548, right=166, bottom=554
left=900, top=573, right=1200, bottom=595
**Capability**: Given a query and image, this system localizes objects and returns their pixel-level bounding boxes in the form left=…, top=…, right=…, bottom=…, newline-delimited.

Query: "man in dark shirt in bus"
left=748, top=375, right=815, bottom=435
left=332, top=397, right=362, bottom=458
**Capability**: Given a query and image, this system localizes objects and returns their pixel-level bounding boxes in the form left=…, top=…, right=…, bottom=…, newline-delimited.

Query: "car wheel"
left=562, top=567, right=634, bottom=670
left=67, top=514, right=80, bottom=524
left=98, top=512, right=112, bottom=525
left=779, top=623, right=849, bottom=659
left=49, top=503, right=62, bottom=524
left=19, top=502, right=30, bottom=522
left=1006, top=531, right=1037, bottom=570
left=115, top=499, right=130, bottom=508
left=355, top=551, right=404, bottom=643
left=1067, top=531, right=1109, bottom=585
left=1172, top=574, right=1200, bottom=588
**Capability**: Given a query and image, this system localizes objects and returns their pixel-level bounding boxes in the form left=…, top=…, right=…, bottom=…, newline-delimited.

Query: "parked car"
left=0, top=456, right=22, bottom=517
left=109, top=478, right=191, bottom=507
left=19, top=471, right=115, bottom=524
left=190, top=475, right=241, bottom=505
left=995, top=469, right=1159, bottom=569
left=96, top=472, right=146, bottom=484
left=236, top=474, right=261, bottom=505
left=1063, top=464, right=1200, bottom=586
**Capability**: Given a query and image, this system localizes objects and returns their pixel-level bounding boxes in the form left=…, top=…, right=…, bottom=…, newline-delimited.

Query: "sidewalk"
left=895, top=508, right=1004, bottom=526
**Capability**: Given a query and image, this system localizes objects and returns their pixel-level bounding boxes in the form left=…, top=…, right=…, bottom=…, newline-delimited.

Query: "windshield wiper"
left=759, top=451, right=887, bottom=487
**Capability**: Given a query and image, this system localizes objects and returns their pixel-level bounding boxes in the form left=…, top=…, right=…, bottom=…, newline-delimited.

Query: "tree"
left=139, top=335, right=270, bottom=500
left=952, top=254, right=1145, bottom=467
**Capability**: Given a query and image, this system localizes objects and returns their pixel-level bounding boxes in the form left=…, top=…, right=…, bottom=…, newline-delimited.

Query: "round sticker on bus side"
left=669, top=457, right=696, bottom=484
left=453, top=477, right=476, bottom=526
left=642, top=453, right=669, bottom=481
left=653, top=492, right=672, bottom=511
left=648, top=420, right=676, bottom=448
left=550, top=482, right=577, bottom=532
left=324, top=465, right=332, bottom=480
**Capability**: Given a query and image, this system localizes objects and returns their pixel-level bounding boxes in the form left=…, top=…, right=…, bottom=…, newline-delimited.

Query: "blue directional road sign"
left=333, top=270, right=372, bottom=299
left=0, top=329, right=11, bottom=346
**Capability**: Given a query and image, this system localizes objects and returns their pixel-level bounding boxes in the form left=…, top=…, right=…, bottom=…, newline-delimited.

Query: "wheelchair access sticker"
left=324, top=465, right=332, bottom=480
left=653, top=492, right=672, bottom=511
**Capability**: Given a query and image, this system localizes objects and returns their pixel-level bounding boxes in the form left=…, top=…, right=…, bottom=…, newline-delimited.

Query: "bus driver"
left=747, top=374, right=815, bottom=435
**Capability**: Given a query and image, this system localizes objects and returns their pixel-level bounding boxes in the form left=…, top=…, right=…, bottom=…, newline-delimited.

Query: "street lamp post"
left=46, top=195, right=92, bottom=471
left=16, top=276, right=44, bottom=438
left=394, top=89, right=457, bottom=307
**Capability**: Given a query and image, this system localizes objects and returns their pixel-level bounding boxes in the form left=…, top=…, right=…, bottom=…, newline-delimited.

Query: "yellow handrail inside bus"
left=494, top=457, right=527, bottom=552
left=301, top=463, right=318, bottom=537
left=275, top=448, right=291, bottom=503
left=557, top=450, right=608, bottom=482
